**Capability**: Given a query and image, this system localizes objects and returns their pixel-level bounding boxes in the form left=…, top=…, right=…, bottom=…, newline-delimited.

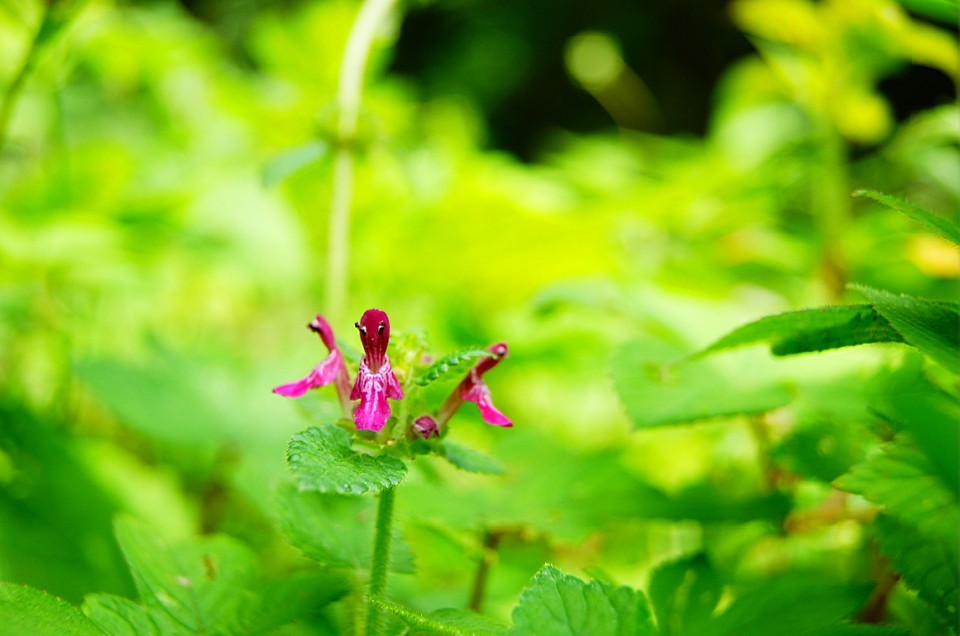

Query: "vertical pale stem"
left=326, top=0, right=396, bottom=323
left=365, top=486, right=396, bottom=636
left=0, top=8, right=49, bottom=153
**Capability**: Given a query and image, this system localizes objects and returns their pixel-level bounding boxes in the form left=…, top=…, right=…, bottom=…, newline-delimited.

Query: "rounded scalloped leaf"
left=287, top=425, right=407, bottom=494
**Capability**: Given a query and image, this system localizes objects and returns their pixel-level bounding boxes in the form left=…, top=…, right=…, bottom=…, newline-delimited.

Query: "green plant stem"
left=365, top=486, right=396, bottom=636
left=0, top=8, right=48, bottom=153
left=326, top=0, right=396, bottom=323
left=812, top=115, right=850, bottom=301
left=468, top=528, right=503, bottom=613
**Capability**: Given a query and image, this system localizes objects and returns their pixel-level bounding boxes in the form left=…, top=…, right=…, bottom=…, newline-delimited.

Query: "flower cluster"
left=273, top=309, right=512, bottom=435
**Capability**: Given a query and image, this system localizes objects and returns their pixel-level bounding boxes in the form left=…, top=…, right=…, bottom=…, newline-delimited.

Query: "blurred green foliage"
left=0, top=0, right=957, bottom=633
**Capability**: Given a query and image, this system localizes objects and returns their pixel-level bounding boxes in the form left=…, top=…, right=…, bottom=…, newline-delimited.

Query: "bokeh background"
left=0, top=0, right=957, bottom=630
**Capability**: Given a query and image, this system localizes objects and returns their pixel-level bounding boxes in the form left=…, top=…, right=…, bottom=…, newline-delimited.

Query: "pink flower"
left=438, top=343, right=512, bottom=428
left=273, top=315, right=352, bottom=412
left=412, top=415, right=439, bottom=439
left=350, top=309, right=404, bottom=432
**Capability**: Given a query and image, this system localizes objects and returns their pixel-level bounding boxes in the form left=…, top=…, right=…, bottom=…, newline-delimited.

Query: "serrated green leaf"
left=509, top=565, right=655, bottom=636
left=649, top=554, right=722, bottom=636
left=699, top=305, right=903, bottom=357
left=113, top=516, right=258, bottom=635
left=413, top=349, right=492, bottom=387
left=262, top=140, right=329, bottom=187
left=874, top=514, right=958, bottom=628
left=854, top=190, right=960, bottom=245
left=853, top=286, right=960, bottom=374
left=275, top=482, right=413, bottom=573
left=0, top=583, right=102, bottom=636
left=703, top=578, right=872, bottom=636
left=441, top=441, right=505, bottom=475
left=836, top=437, right=960, bottom=545
left=613, top=338, right=792, bottom=427
left=82, top=594, right=167, bottom=636
left=287, top=425, right=407, bottom=494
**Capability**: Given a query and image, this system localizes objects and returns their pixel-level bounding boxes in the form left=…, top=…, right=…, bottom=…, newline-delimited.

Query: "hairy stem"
left=326, top=0, right=396, bottom=323
left=365, top=486, right=396, bottom=636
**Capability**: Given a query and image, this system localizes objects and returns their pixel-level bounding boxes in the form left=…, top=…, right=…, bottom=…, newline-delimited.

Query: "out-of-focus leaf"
left=0, top=583, right=101, bottom=636
left=441, top=441, right=505, bottom=475
left=262, top=140, right=329, bottom=187
left=898, top=0, right=960, bottom=23
left=874, top=514, right=958, bottom=628
left=836, top=437, right=959, bottom=545
left=613, top=338, right=792, bottom=427
left=510, top=565, right=655, bottom=636
left=287, top=425, right=407, bottom=494
left=113, top=516, right=257, bottom=635
left=75, top=357, right=232, bottom=446
left=82, top=594, right=167, bottom=636
left=630, top=481, right=792, bottom=523
left=699, top=305, right=903, bottom=357
left=275, top=482, right=413, bottom=573
left=853, top=286, right=960, bottom=374
left=412, top=349, right=491, bottom=387
left=369, top=596, right=507, bottom=635
left=853, top=190, right=959, bottom=245
left=649, top=554, right=722, bottom=636
left=774, top=418, right=870, bottom=482
left=240, top=572, right=350, bottom=633
left=870, top=355, right=960, bottom=494
left=702, top=577, right=872, bottom=636
left=0, top=403, right=134, bottom=602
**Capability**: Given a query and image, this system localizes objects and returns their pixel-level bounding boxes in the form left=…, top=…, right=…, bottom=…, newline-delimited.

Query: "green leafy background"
left=0, top=0, right=957, bottom=633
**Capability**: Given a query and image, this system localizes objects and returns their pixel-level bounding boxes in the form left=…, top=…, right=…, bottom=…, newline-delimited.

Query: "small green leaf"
left=699, top=305, right=903, bottom=357
left=836, top=437, right=960, bottom=545
left=853, top=190, right=960, bottom=246
left=287, top=425, right=407, bottom=494
left=0, top=584, right=102, bottom=636
left=369, top=596, right=507, bottom=635
left=510, top=565, right=655, bottom=636
left=649, top=554, right=722, bottom=636
left=262, top=140, right=329, bottom=187
left=413, top=349, right=492, bottom=387
left=275, top=483, right=414, bottom=573
left=113, top=516, right=258, bottom=635
left=874, top=514, right=958, bottom=628
left=703, top=578, right=872, bottom=636
left=853, top=286, right=960, bottom=374
left=613, top=338, right=792, bottom=427
left=441, top=441, right=506, bottom=475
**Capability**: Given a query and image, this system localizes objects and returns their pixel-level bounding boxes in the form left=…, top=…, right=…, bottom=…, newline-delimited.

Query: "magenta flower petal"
left=273, top=350, right=344, bottom=397
left=462, top=380, right=512, bottom=427
left=349, top=309, right=405, bottom=432
left=352, top=361, right=395, bottom=431
left=437, top=342, right=512, bottom=427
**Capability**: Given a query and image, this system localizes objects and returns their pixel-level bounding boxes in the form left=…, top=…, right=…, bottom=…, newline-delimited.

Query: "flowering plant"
left=273, top=308, right=512, bottom=634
